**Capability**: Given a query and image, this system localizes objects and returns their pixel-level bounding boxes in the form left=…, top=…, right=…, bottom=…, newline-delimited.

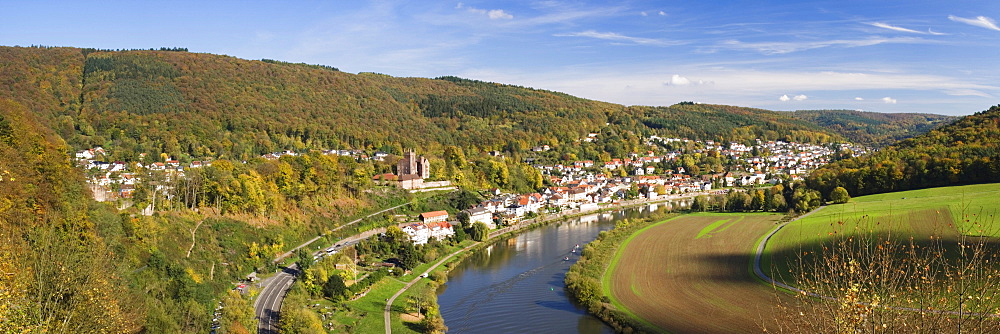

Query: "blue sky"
left=3, top=1, right=999, bottom=115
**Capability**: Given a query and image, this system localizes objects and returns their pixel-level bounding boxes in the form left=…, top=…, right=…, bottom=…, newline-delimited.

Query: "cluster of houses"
left=261, top=149, right=392, bottom=162
left=401, top=211, right=456, bottom=245
left=74, top=147, right=213, bottom=199
left=458, top=137, right=868, bottom=227
left=543, top=137, right=867, bottom=188
left=74, top=145, right=451, bottom=201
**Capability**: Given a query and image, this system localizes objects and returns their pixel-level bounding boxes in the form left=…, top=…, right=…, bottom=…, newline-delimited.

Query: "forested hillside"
left=629, top=103, right=841, bottom=144
left=807, top=105, right=1000, bottom=199
left=0, top=99, right=140, bottom=332
left=791, top=109, right=956, bottom=147
left=0, top=45, right=925, bottom=165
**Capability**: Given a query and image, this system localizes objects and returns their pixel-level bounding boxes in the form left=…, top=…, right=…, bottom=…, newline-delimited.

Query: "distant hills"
left=807, top=105, right=1000, bottom=199
left=0, top=46, right=954, bottom=164
left=790, top=110, right=957, bottom=147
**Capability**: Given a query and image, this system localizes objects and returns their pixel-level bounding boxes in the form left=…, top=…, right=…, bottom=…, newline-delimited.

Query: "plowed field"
left=607, top=214, right=786, bottom=333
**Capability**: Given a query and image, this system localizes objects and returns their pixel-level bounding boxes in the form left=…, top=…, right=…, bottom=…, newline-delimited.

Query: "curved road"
left=254, top=201, right=413, bottom=334
left=254, top=264, right=299, bottom=334
left=752, top=206, right=824, bottom=293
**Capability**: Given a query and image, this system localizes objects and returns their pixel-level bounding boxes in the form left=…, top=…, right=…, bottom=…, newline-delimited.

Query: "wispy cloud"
left=456, top=2, right=513, bottom=20
left=855, top=97, right=864, bottom=101
left=948, top=15, right=1000, bottom=31
left=720, top=37, right=929, bottom=54
left=514, top=4, right=624, bottom=27
left=882, top=97, right=897, bottom=104
left=557, top=30, right=684, bottom=46
left=640, top=10, right=667, bottom=17
left=869, top=22, right=947, bottom=35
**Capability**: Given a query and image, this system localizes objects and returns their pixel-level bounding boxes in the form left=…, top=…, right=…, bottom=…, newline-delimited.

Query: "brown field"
left=608, top=214, right=787, bottom=333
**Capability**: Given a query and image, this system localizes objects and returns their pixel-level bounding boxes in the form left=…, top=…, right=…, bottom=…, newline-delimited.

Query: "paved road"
left=254, top=201, right=412, bottom=334
left=272, top=202, right=412, bottom=264
left=752, top=206, right=825, bottom=294
left=254, top=264, right=299, bottom=334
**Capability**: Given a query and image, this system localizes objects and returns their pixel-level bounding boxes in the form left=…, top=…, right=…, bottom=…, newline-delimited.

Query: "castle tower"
left=398, top=150, right=431, bottom=180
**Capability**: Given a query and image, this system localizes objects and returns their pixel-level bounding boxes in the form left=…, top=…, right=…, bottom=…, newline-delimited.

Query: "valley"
left=0, top=44, right=998, bottom=334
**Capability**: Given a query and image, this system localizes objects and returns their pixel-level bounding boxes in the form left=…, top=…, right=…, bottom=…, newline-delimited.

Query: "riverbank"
left=563, top=213, right=675, bottom=333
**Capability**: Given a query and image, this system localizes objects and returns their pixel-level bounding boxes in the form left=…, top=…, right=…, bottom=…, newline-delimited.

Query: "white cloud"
left=854, top=97, right=864, bottom=101
left=778, top=94, right=807, bottom=101
left=882, top=97, right=897, bottom=104
left=640, top=11, right=648, bottom=16
left=659, top=11, right=667, bottom=16
left=668, top=74, right=691, bottom=86
left=721, top=37, right=930, bottom=54
left=458, top=3, right=513, bottom=20
left=948, top=15, right=1000, bottom=31
left=945, top=89, right=991, bottom=97
left=870, top=22, right=924, bottom=34
left=488, top=9, right=513, bottom=20
left=557, top=30, right=684, bottom=46
left=869, top=22, right=947, bottom=35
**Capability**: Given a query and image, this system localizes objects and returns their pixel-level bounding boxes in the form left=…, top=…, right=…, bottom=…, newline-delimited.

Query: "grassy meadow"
left=763, top=182, right=1000, bottom=285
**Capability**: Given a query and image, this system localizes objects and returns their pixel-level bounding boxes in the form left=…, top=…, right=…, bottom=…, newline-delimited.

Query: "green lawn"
left=326, top=238, right=476, bottom=333
left=762, top=183, right=1000, bottom=281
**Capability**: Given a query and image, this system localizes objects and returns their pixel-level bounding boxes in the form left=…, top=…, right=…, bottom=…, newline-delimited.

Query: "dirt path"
left=609, top=214, right=786, bottom=333
left=186, top=220, right=204, bottom=258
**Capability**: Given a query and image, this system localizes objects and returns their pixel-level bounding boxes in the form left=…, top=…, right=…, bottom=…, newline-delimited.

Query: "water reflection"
left=437, top=203, right=670, bottom=334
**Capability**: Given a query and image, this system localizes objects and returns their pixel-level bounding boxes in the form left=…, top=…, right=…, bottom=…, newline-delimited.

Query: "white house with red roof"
left=419, top=210, right=449, bottom=224
left=401, top=223, right=430, bottom=245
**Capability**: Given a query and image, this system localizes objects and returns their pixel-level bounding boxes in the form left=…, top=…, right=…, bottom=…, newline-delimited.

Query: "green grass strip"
left=695, top=219, right=730, bottom=239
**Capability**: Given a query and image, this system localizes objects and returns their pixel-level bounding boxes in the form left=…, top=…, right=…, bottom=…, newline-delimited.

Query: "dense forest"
left=0, top=99, right=140, bottom=332
left=807, top=105, right=1000, bottom=200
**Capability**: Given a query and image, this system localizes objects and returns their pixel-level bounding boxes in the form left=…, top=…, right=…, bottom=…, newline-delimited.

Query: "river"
left=436, top=202, right=678, bottom=334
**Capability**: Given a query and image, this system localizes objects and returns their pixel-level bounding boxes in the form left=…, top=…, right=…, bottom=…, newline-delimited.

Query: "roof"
left=420, top=210, right=449, bottom=219
left=466, top=207, right=490, bottom=215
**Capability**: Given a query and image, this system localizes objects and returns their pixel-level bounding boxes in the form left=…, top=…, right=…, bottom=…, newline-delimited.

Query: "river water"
left=436, top=203, right=677, bottom=334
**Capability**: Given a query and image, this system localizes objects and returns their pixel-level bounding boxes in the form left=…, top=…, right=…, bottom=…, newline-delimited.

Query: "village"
left=71, top=135, right=867, bottom=245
